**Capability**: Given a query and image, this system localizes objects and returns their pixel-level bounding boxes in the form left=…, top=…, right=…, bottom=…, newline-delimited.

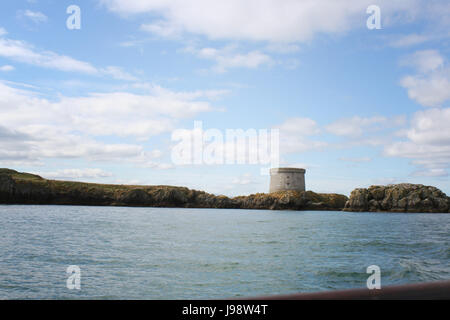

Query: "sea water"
left=0, top=205, right=448, bottom=299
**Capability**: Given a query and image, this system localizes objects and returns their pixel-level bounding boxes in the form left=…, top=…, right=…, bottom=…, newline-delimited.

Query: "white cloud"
left=424, top=1, right=450, bottom=28
left=401, top=50, right=444, bottom=73
left=184, top=45, right=273, bottom=73
left=0, top=37, right=98, bottom=74
left=0, top=33, right=139, bottom=81
left=22, top=10, right=48, bottom=24
left=385, top=108, right=450, bottom=177
left=400, top=71, right=450, bottom=107
left=101, top=66, right=138, bottom=81
left=266, top=43, right=301, bottom=54
left=232, top=173, right=253, bottom=185
left=100, top=0, right=424, bottom=43
left=0, top=65, right=14, bottom=72
left=0, top=82, right=216, bottom=139
left=339, top=157, right=372, bottom=163
left=0, top=28, right=7, bottom=36
left=140, top=20, right=181, bottom=38
left=403, top=108, right=450, bottom=145
left=276, top=117, right=320, bottom=136
left=326, top=116, right=388, bottom=137
left=389, top=33, right=433, bottom=48
left=0, top=81, right=219, bottom=166
left=400, top=50, right=450, bottom=107
left=37, top=168, right=113, bottom=180
left=412, top=168, right=448, bottom=177
left=275, top=117, right=327, bottom=154
left=324, top=115, right=407, bottom=148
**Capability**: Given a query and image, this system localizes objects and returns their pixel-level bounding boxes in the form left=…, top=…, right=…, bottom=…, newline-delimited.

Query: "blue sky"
left=0, top=0, right=449, bottom=196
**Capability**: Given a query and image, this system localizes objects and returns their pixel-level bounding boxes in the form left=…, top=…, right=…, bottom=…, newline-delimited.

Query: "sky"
left=0, top=0, right=449, bottom=196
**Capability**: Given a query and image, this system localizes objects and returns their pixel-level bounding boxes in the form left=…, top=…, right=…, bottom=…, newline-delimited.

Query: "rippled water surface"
left=0, top=205, right=448, bottom=299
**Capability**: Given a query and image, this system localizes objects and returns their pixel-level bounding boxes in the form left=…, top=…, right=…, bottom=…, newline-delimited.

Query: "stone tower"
left=269, top=168, right=306, bottom=193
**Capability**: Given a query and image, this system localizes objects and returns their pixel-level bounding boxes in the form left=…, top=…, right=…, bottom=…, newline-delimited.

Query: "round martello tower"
left=269, top=168, right=306, bottom=193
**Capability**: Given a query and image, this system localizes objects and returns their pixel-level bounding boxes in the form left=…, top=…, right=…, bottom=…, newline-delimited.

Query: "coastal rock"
left=232, top=191, right=347, bottom=211
left=344, top=183, right=450, bottom=213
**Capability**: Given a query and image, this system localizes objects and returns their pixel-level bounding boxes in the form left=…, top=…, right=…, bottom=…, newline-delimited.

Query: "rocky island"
left=0, top=168, right=347, bottom=210
left=344, top=183, right=450, bottom=213
left=0, top=168, right=449, bottom=213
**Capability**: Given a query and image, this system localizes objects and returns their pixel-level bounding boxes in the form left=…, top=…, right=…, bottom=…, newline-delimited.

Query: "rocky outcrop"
left=234, top=191, right=348, bottom=211
left=344, top=184, right=450, bottom=213
left=0, top=168, right=347, bottom=211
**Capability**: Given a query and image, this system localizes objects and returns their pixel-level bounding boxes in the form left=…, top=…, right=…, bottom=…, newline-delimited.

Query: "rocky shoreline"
left=344, top=183, right=450, bottom=213
left=0, top=169, right=449, bottom=213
